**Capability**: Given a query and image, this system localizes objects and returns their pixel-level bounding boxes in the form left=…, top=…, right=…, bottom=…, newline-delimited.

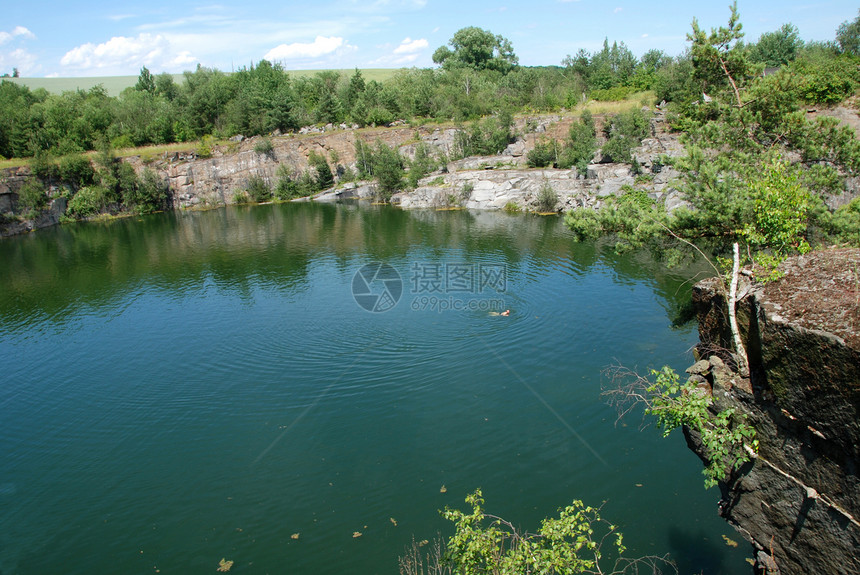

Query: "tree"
left=135, top=66, right=155, bottom=93
left=433, top=27, right=518, bottom=74
left=307, top=151, right=334, bottom=190
left=688, top=1, right=751, bottom=106
left=371, top=141, right=404, bottom=200
left=836, top=9, right=860, bottom=56
left=748, top=23, right=803, bottom=67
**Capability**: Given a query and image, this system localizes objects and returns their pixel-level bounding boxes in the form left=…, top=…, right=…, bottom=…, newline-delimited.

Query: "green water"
left=0, top=203, right=749, bottom=574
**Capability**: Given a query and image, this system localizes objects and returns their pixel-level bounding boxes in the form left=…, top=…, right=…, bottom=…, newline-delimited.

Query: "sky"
left=2, top=0, right=858, bottom=78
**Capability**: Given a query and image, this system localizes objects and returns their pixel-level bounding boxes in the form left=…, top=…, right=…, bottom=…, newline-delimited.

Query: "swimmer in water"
left=489, top=309, right=511, bottom=316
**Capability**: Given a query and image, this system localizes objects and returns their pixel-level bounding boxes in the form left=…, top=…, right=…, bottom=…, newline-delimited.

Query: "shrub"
left=246, top=175, right=272, bottom=202
left=58, top=154, right=95, bottom=189
left=398, top=489, right=672, bottom=575
left=536, top=181, right=559, bottom=212
left=68, top=186, right=109, bottom=217
left=589, top=85, right=636, bottom=101
left=372, top=142, right=404, bottom=200
left=502, top=201, right=521, bottom=213
left=527, top=139, right=559, bottom=168
left=30, top=151, right=58, bottom=181
left=124, top=168, right=168, bottom=214
left=16, top=180, right=48, bottom=215
left=645, top=366, right=757, bottom=488
left=197, top=135, right=215, bottom=158
left=559, top=111, right=597, bottom=173
left=253, top=137, right=274, bottom=157
left=308, top=151, right=334, bottom=190
left=275, top=165, right=299, bottom=200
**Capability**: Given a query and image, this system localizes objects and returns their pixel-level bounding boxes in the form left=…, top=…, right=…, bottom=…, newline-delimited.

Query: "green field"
left=6, top=69, right=402, bottom=97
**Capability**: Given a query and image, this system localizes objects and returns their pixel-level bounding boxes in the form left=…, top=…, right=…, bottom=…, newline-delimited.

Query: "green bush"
left=68, top=186, right=109, bottom=217
left=308, top=151, right=334, bottom=190
left=253, top=137, right=274, bottom=156
left=559, top=111, right=597, bottom=173
left=402, top=489, right=651, bottom=575
left=16, top=180, right=48, bottom=215
left=58, top=154, right=95, bottom=189
left=197, top=135, right=215, bottom=158
left=527, top=139, right=559, bottom=168
left=123, top=168, right=168, bottom=214
left=589, top=85, right=636, bottom=101
left=372, top=142, right=404, bottom=200
left=826, top=197, right=860, bottom=246
left=30, top=151, right=58, bottom=181
left=646, top=366, right=757, bottom=488
left=536, top=181, right=559, bottom=212
left=274, top=165, right=299, bottom=200
left=245, top=175, right=272, bottom=202
left=791, top=55, right=859, bottom=104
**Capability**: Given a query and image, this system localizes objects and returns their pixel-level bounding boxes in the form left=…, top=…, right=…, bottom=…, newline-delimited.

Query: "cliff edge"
left=688, top=248, right=860, bottom=575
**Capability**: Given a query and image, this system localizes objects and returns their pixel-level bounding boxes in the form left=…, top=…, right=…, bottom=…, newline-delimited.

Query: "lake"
left=0, top=202, right=750, bottom=574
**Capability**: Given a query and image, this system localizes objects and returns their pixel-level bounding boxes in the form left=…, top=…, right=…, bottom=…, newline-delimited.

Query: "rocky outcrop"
left=0, top=109, right=686, bottom=235
left=686, top=248, right=860, bottom=575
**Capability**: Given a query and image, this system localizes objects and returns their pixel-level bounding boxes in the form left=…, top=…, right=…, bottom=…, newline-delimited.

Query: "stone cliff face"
left=687, top=248, right=860, bottom=575
left=1, top=111, right=689, bottom=237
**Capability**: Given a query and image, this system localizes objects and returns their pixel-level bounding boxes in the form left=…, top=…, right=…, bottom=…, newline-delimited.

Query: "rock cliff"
left=1, top=110, right=687, bottom=237
left=687, top=248, right=860, bottom=575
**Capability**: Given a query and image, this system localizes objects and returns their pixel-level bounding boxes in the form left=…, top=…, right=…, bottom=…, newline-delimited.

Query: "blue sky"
left=2, top=0, right=858, bottom=77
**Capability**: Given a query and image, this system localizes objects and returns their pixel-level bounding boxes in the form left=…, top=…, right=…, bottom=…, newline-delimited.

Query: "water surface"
left=0, top=203, right=749, bottom=574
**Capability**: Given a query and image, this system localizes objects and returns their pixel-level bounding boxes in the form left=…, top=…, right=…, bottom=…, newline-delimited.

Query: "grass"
left=581, top=90, right=655, bottom=115
left=6, top=69, right=402, bottom=97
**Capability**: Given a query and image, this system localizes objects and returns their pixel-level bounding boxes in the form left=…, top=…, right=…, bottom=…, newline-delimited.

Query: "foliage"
left=245, top=175, right=272, bottom=203
left=16, top=179, right=48, bottom=215
left=275, top=164, right=300, bottom=200
left=824, top=197, right=860, bottom=245
left=836, top=9, right=860, bottom=56
left=563, top=111, right=598, bottom=174
left=741, top=157, right=812, bottom=266
left=687, top=1, right=751, bottom=106
left=57, top=153, right=95, bottom=189
left=253, top=136, right=274, bottom=157
left=307, top=151, right=334, bottom=190
left=527, top=138, right=560, bottom=168
left=123, top=168, right=169, bottom=214
left=536, top=181, right=559, bottom=212
left=433, top=27, right=519, bottom=74
left=196, top=135, right=215, bottom=158
left=748, top=24, right=803, bottom=67
left=372, top=141, right=405, bottom=200
left=644, top=366, right=758, bottom=488
left=403, top=489, right=675, bottom=575
left=600, top=108, right=650, bottom=164
left=407, top=142, right=437, bottom=188
left=67, top=185, right=110, bottom=217
left=453, top=111, right=515, bottom=159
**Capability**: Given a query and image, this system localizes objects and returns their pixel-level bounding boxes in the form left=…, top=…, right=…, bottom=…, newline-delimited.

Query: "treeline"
left=2, top=11, right=858, bottom=162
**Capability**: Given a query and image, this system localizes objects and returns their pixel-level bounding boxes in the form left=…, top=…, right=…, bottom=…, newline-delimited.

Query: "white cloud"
left=393, top=37, right=428, bottom=54
left=0, top=47, right=39, bottom=75
left=60, top=34, right=197, bottom=75
left=0, top=26, right=38, bottom=75
left=265, top=36, right=347, bottom=60
left=613, top=6, right=623, bottom=13
left=0, top=26, right=36, bottom=46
